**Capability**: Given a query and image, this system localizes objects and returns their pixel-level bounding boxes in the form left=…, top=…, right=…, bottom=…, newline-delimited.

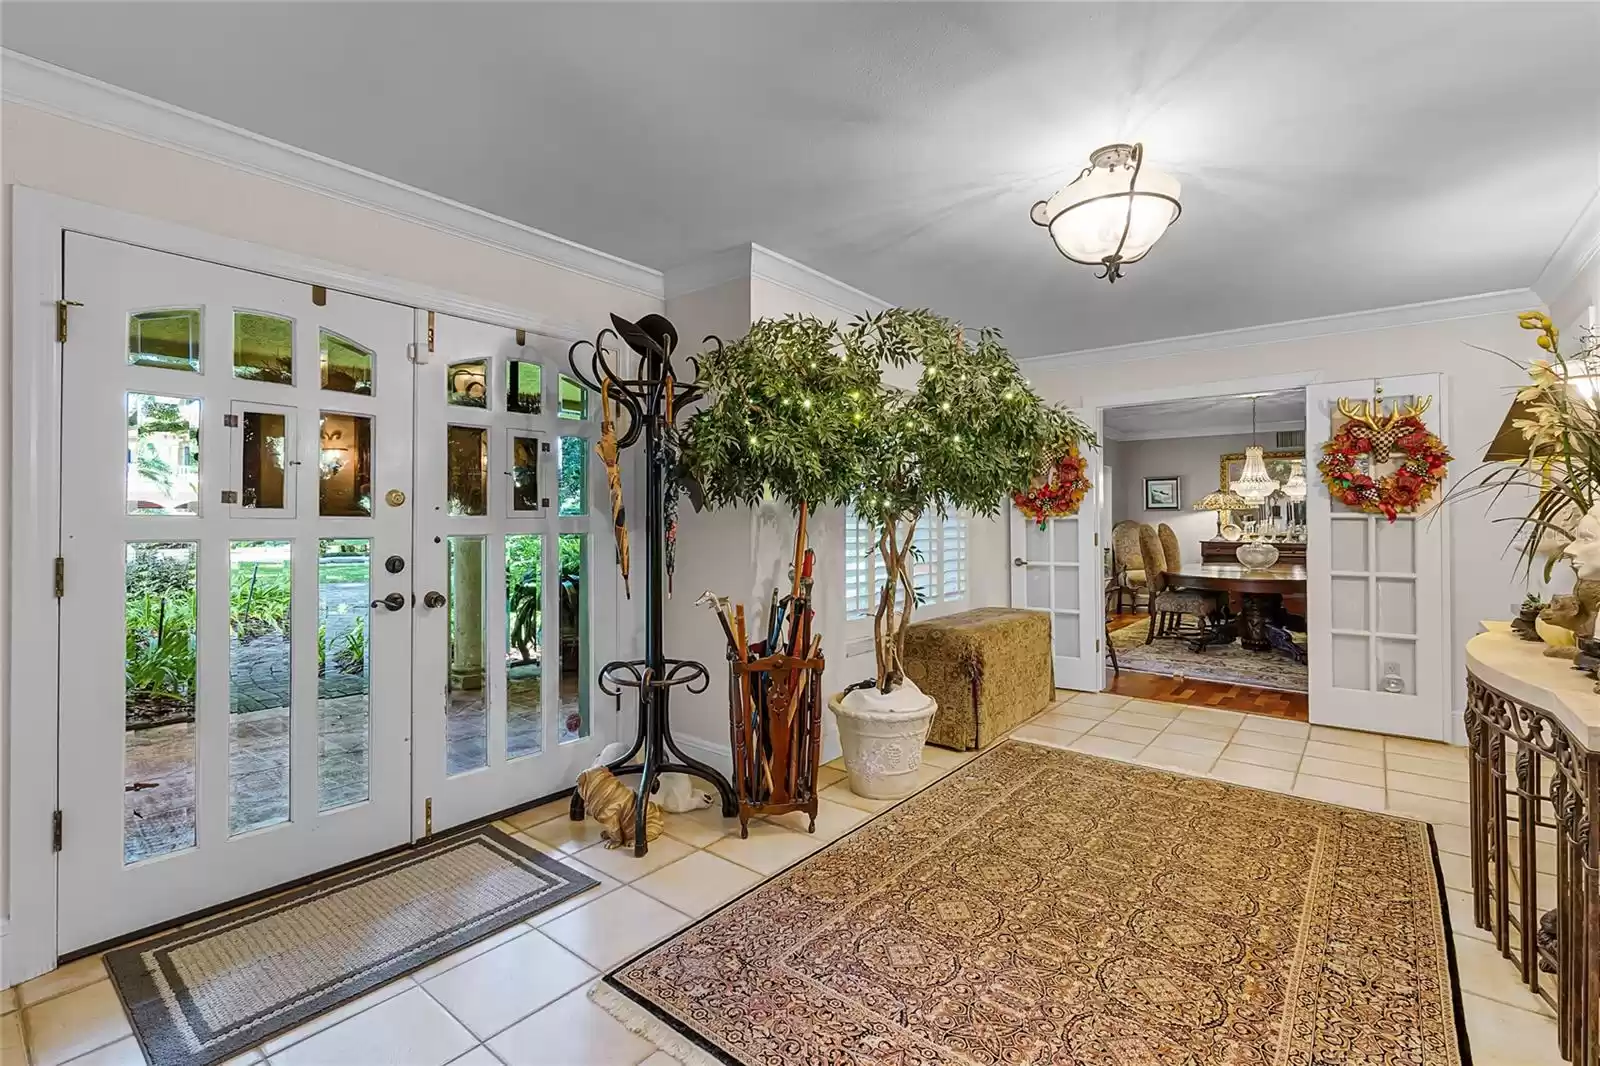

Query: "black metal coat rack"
left=565, top=313, right=736, bottom=855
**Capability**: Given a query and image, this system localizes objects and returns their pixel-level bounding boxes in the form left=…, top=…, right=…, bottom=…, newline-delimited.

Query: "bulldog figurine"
left=1538, top=579, right=1600, bottom=658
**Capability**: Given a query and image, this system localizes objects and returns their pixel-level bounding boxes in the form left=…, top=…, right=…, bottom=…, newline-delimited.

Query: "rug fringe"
left=589, top=981, right=725, bottom=1066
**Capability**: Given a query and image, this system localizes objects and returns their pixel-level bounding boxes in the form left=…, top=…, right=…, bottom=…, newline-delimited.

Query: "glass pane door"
left=56, top=234, right=415, bottom=953
left=411, top=313, right=612, bottom=834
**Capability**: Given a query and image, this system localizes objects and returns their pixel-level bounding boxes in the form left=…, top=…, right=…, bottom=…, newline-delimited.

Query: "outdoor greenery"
left=505, top=536, right=582, bottom=663
left=683, top=308, right=1091, bottom=691
left=125, top=544, right=198, bottom=721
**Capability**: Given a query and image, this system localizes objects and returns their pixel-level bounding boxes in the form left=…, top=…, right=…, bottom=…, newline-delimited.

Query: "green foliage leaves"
left=682, top=315, right=880, bottom=511
left=682, top=308, right=1092, bottom=526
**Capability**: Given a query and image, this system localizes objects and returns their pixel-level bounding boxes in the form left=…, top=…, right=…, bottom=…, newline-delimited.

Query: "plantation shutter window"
left=844, top=507, right=968, bottom=621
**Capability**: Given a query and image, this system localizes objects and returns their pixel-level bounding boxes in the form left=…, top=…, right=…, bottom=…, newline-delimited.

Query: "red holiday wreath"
left=1014, top=444, right=1092, bottom=528
left=1317, top=402, right=1451, bottom=522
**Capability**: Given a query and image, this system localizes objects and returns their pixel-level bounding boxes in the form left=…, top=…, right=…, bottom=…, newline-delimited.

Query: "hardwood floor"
left=1104, top=610, right=1309, bottom=721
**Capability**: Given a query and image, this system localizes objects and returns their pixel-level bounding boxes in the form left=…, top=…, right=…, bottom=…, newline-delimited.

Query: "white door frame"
left=1066, top=371, right=1327, bottom=695
left=5, top=186, right=637, bottom=986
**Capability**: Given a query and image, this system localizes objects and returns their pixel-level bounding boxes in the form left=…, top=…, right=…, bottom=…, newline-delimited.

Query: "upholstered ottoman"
left=903, top=607, right=1054, bottom=751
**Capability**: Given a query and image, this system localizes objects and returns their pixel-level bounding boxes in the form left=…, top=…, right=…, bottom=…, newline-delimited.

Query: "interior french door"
left=57, top=234, right=414, bottom=952
left=410, top=313, right=612, bottom=834
left=1305, top=374, right=1450, bottom=740
left=1009, top=410, right=1102, bottom=692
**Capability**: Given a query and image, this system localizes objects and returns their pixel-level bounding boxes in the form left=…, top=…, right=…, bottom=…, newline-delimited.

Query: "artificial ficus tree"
left=680, top=314, right=879, bottom=513
left=843, top=309, right=1090, bottom=691
left=680, top=308, right=1090, bottom=694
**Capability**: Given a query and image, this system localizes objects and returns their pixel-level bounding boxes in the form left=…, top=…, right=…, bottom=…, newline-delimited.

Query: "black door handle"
left=423, top=590, right=447, bottom=609
left=370, top=592, right=407, bottom=612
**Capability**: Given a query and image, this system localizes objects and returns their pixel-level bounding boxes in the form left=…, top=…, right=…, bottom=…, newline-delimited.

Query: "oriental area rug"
left=105, top=825, right=597, bottom=1066
left=595, top=741, right=1469, bottom=1065
left=1111, top=616, right=1309, bottom=693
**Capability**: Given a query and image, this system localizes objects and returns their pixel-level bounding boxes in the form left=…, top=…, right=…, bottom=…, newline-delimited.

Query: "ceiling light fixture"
left=1030, top=142, right=1181, bottom=283
left=1230, top=397, right=1280, bottom=502
left=1281, top=460, right=1308, bottom=501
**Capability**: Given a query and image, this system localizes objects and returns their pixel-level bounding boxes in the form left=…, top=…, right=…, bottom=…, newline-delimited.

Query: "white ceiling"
left=1102, top=390, right=1305, bottom=441
left=4, top=3, right=1597, bottom=357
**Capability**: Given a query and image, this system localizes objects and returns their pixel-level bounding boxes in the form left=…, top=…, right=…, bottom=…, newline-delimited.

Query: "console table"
left=1199, top=539, right=1306, bottom=566
left=1465, top=624, right=1599, bottom=1065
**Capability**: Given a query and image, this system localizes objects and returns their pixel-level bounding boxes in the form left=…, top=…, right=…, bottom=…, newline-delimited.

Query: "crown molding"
left=1104, top=419, right=1305, bottom=443
left=661, top=242, right=891, bottom=317
left=1, top=49, right=664, bottom=299
left=1534, top=186, right=1600, bottom=310
left=1025, top=288, right=1540, bottom=368
left=749, top=243, right=890, bottom=317
left=660, top=245, right=754, bottom=301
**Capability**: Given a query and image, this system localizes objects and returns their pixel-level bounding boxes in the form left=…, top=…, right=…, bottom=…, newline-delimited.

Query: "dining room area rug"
left=1110, top=616, right=1309, bottom=693
left=595, top=741, right=1469, bottom=1065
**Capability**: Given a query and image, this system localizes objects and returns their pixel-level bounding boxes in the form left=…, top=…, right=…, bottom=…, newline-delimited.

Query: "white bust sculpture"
left=1562, top=505, right=1600, bottom=580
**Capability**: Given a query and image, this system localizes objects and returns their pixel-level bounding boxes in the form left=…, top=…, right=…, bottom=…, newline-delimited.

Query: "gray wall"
left=1108, top=431, right=1284, bottom=566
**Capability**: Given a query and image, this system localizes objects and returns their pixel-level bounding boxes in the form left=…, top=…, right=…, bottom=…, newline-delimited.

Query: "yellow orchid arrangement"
left=1449, top=310, right=1600, bottom=576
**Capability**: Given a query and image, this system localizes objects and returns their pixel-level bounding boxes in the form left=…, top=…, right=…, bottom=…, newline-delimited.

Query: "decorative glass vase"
left=1235, top=540, right=1280, bottom=570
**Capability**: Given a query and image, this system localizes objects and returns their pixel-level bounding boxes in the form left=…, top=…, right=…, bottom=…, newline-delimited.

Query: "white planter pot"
left=828, top=680, right=938, bottom=799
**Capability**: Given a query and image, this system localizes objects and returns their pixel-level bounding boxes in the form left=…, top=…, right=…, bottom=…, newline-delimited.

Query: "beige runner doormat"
left=106, top=824, right=597, bottom=1066
left=596, top=741, right=1471, bottom=1065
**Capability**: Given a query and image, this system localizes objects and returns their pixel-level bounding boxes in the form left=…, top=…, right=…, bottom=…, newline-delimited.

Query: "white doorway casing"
left=1009, top=408, right=1103, bottom=692
left=5, top=188, right=635, bottom=986
left=1304, top=375, right=1452, bottom=740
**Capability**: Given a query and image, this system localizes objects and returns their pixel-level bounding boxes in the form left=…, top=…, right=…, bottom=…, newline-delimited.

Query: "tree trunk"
left=872, top=524, right=897, bottom=691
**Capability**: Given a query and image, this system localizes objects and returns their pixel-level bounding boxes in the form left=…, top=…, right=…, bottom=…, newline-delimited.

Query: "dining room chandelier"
left=1030, top=142, right=1182, bottom=283
left=1281, top=459, right=1308, bottom=501
left=1230, top=397, right=1280, bottom=502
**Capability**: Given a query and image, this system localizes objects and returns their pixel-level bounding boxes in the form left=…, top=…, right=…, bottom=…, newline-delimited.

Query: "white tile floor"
left=3, top=691, right=1564, bottom=1066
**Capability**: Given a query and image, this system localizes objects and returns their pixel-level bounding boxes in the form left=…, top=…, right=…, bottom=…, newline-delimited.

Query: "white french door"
left=1009, top=413, right=1102, bottom=692
left=58, top=235, right=415, bottom=952
left=1305, top=374, right=1450, bottom=740
left=410, top=313, right=613, bottom=835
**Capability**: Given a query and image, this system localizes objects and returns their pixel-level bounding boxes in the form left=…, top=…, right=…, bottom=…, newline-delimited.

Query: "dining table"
left=1163, top=563, right=1307, bottom=660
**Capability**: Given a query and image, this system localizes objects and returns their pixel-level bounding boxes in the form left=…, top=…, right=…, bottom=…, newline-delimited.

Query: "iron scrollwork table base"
left=1465, top=627, right=1599, bottom=1065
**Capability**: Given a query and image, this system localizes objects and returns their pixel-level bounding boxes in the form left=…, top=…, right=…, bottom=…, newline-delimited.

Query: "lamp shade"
left=1031, top=143, right=1181, bottom=282
left=1193, top=490, right=1250, bottom=512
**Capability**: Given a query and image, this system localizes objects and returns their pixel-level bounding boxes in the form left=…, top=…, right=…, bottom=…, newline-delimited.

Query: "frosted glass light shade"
left=1282, top=460, right=1308, bottom=501
left=1230, top=445, right=1280, bottom=502
left=1032, top=143, right=1181, bottom=278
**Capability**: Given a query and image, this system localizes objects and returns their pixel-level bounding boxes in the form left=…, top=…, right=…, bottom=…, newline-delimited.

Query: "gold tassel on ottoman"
left=576, top=767, right=663, bottom=849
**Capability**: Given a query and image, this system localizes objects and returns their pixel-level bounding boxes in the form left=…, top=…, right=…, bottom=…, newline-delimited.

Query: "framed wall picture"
left=1144, top=476, right=1181, bottom=510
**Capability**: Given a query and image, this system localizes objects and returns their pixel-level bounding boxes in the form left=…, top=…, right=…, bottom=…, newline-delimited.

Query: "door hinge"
left=223, top=413, right=240, bottom=428
left=311, top=284, right=327, bottom=307
left=427, top=311, right=436, bottom=353
left=220, top=490, right=239, bottom=504
left=424, top=797, right=433, bottom=839
left=540, top=442, right=551, bottom=453
left=541, top=497, right=550, bottom=509
left=54, top=556, right=65, bottom=598
left=1095, top=638, right=1101, bottom=652
left=1094, top=532, right=1100, bottom=547
left=515, top=328, right=526, bottom=347
left=52, top=810, right=63, bottom=852
left=56, top=300, right=83, bottom=343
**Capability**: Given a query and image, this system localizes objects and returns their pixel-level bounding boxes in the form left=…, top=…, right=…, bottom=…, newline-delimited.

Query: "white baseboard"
left=672, top=731, right=843, bottom=783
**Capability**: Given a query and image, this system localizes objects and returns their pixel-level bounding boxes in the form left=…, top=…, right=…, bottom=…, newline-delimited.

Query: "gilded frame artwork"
left=1217, top=449, right=1303, bottom=525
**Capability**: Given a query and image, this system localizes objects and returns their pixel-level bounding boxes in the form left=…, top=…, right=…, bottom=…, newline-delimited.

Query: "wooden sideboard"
left=1199, top=539, right=1306, bottom=566
left=1465, top=624, right=1598, bottom=1065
